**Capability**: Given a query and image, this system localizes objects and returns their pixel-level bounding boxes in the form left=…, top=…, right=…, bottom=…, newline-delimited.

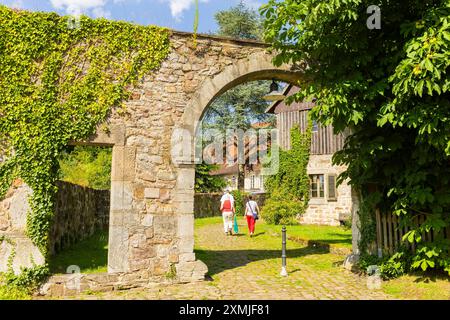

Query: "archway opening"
left=48, top=145, right=112, bottom=275
left=188, top=73, right=354, bottom=279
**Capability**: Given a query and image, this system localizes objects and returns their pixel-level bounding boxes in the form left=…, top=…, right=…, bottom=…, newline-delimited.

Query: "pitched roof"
left=265, top=85, right=315, bottom=114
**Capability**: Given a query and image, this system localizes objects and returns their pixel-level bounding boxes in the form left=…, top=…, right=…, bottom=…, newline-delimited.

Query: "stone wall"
left=51, top=181, right=110, bottom=255
left=1, top=31, right=301, bottom=286
left=0, top=179, right=110, bottom=273
left=300, top=154, right=355, bottom=226
left=194, top=193, right=266, bottom=218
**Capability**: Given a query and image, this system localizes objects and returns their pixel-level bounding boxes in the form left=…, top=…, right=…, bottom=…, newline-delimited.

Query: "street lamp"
left=263, top=80, right=286, bottom=102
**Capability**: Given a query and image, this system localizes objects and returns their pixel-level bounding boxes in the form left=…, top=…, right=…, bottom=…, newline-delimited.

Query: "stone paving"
left=70, top=221, right=392, bottom=300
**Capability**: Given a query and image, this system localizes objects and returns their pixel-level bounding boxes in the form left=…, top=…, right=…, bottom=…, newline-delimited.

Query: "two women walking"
left=220, top=188, right=260, bottom=237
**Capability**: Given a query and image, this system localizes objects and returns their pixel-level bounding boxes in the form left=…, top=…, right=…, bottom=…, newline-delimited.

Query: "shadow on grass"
left=412, top=270, right=450, bottom=283
left=49, top=230, right=109, bottom=274
left=195, top=245, right=330, bottom=277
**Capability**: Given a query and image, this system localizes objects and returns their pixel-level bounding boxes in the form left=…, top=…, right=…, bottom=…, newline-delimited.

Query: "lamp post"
left=281, top=225, right=288, bottom=277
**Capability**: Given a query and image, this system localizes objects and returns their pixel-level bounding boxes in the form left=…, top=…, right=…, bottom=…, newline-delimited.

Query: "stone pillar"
left=351, top=188, right=361, bottom=255
left=108, top=144, right=136, bottom=273
left=0, top=181, right=45, bottom=274
left=173, top=166, right=208, bottom=282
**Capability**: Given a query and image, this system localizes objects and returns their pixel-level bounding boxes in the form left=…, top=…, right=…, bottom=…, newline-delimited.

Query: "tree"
left=262, top=0, right=450, bottom=274
left=58, top=146, right=112, bottom=190
left=195, top=163, right=226, bottom=193
left=199, top=1, right=275, bottom=190
left=215, top=1, right=263, bottom=40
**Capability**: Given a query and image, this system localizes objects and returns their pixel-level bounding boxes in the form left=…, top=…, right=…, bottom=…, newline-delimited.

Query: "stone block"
left=110, top=181, right=133, bottom=211
left=179, top=253, right=196, bottom=263
left=142, top=214, right=154, bottom=227
left=177, top=214, right=194, bottom=238
left=111, top=146, right=136, bottom=181
left=176, top=168, right=195, bottom=190
left=144, top=188, right=160, bottom=199
left=154, top=215, right=176, bottom=236
left=108, top=226, right=129, bottom=273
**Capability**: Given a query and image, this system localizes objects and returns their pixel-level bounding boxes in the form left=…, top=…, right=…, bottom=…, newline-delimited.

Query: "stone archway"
left=170, top=51, right=302, bottom=281
left=1, top=32, right=303, bottom=291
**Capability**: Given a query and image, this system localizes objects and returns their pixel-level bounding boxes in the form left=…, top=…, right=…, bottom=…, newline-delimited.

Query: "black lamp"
left=263, top=80, right=286, bottom=102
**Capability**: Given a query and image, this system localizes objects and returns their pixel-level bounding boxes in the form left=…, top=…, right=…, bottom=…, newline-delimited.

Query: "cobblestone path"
left=72, top=220, right=392, bottom=300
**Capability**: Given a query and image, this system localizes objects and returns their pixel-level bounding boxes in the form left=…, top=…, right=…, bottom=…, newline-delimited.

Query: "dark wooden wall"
left=277, top=109, right=345, bottom=155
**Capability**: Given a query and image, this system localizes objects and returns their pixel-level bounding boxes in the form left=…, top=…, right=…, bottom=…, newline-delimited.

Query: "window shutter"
left=327, top=174, right=337, bottom=201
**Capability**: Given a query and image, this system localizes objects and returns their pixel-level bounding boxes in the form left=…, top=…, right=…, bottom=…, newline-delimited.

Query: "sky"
left=0, top=0, right=264, bottom=34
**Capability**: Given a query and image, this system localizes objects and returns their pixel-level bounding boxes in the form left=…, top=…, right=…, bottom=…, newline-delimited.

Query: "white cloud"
left=159, top=0, right=209, bottom=20
left=50, top=0, right=110, bottom=17
left=242, top=0, right=262, bottom=10
left=9, top=0, right=25, bottom=9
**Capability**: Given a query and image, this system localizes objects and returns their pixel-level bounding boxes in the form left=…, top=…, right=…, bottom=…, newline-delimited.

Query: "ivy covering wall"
left=0, top=6, right=171, bottom=256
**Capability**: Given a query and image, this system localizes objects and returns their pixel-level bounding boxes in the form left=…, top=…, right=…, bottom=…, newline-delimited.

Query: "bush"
left=58, top=146, right=112, bottom=190
left=261, top=189, right=302, bottom=225
left=0, top=282, right=31, bottom=300
left=358, top=249, right=412, bottom=280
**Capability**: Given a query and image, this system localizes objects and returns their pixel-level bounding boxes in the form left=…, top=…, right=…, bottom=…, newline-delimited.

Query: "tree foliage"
left=215, top=0, right=264, bottom=40
left=58, top=146, right=112, bottom=190
left=195, top=163, right=227, bottom=193
left=262, top=0, right=450, bottom=274
left=262, top=124, right=312, bottom=225
left=199, top=1, right=275, bottom=191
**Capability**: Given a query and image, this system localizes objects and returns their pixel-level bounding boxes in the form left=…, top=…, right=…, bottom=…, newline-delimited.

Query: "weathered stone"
left=2, top=32, right=301, bottom=287
left=144, top=188, right=160, bottom=199
left=142, top=214, right=154, bottom=227
left=0, top=217, right=9, bottom=231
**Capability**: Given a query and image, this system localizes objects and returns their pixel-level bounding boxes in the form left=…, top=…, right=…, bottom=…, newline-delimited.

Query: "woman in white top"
left=220, top=188, right=235, bottom=235
left=244, top=195, right=260, bottom=237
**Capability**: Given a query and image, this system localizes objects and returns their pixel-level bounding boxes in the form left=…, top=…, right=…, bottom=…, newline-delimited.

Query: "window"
left=310, top=174, right=337, bottom=200
left=310, top=174, right=325, bottom=198
left=328, top=174, right=337, bottom=200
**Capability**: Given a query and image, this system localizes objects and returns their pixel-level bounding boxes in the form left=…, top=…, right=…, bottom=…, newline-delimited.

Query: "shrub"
left=261, top=189, right=303, bottom=225
left=262, top=124, right=311, bottom=225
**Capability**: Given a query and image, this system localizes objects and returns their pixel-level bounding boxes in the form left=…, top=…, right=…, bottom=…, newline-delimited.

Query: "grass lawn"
left=195, top=216, right=352, bottom=249
left=382, top=274, right=450, bottom=300
left=49, top=230, right=109, bottom=274
left=194, top=216, right=450, bottom=300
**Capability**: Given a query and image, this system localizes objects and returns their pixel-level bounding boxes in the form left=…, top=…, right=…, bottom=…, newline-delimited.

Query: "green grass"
left=0, top=281, right=31, bottom=300
left=382, top=274, right=450, bottom=300
left=49, top=230, right=109, bottom=274
left=195, top=216, right=352, bottom=249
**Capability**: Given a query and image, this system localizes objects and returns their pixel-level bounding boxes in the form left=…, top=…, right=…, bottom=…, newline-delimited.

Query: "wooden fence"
left=375, top=210, right=450, bottom=256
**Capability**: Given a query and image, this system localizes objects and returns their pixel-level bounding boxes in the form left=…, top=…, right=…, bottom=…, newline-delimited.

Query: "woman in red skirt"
left=244, top=195, right=260, bottom=237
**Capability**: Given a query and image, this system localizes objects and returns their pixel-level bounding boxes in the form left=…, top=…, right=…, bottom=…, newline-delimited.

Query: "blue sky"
left=0, top=0, right=264, bottom=33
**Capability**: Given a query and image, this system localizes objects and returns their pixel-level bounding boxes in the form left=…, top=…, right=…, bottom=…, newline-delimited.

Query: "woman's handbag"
left=233, top=215, right=239, bottom=234
left=247, top=202, right=259, bottom=220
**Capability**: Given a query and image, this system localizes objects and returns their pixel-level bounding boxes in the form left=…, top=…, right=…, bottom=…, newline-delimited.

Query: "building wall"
left=300, top=155, right=353, bottom=226
left=277, top=109, right=346, bottom=154
left=274, top=105, right=354, bottom=226
left=244, top=173, right=264, bottom=192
